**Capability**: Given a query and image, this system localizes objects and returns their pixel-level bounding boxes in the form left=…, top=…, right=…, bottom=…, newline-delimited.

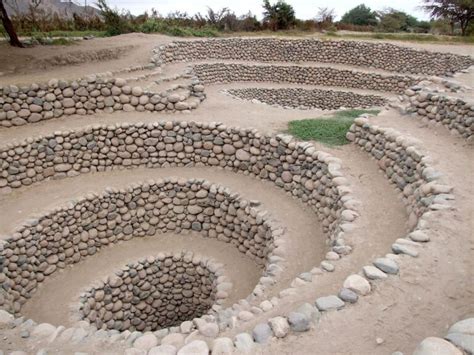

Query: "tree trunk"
left=460, top=19, right=467, bottom=36
left=0, top=0, right=23, bottom=47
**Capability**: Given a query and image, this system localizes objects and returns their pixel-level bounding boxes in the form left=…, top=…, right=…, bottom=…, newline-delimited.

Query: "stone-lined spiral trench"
left=0, top=37, right=472, bottom=354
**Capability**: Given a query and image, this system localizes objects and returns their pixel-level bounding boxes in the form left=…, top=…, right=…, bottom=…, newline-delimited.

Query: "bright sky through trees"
left=105, top=0, right=430, bottom=20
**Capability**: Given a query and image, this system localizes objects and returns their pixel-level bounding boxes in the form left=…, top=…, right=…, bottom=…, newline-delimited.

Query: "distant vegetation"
left=288, top=109, right=380, bottom=146
left=0, top=0, right=472, bottom=47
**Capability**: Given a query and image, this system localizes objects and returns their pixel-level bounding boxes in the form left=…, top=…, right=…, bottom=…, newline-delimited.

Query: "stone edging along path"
left=403, top=87, right=474, bottom=141
left=223, top=87, right=388, bottom=110
left=0, top=117, right=456, bottom=354
left=413, top=318, right=474, bottom=355
left=154, top=38, right=474, bottom=76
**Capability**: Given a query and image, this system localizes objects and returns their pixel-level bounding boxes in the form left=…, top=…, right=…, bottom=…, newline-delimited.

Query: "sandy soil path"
left=262, top=110, right=474, bottom=354
left=0, top=33, right=172, bottom=85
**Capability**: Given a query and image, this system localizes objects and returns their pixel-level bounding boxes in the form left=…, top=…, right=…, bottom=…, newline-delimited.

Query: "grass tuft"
left=288, top=109, right=380, bottom=146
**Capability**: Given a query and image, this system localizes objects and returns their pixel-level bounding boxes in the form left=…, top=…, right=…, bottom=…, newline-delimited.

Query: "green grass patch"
left=28, top=34, right=78, bottom=46
left=325, top=31, right=474, bottom=44
left=164, top=26, right=219, bottom=37
left=288, top=109, right=380, bottom=146
left=20, top=30, right=107, bottom=38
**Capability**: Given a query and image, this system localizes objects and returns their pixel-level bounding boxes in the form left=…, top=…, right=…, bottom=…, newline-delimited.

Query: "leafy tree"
left=340, top=4, right=378, bottom=26
left=422, top=0, right=474, bottom=36
left=262, top=0, right=296, bottom=31
left=238, top=12, right=261, bottom=32
left=0, top=0, right=23, bottom=47
left=377, top=9, right=421, bottom=32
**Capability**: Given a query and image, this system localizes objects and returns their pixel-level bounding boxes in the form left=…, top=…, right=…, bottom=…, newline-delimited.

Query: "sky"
left=103, top=0, right=430, bottom=21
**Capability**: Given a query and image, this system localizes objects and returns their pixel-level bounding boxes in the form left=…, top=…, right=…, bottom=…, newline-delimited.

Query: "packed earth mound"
left=0, top=34, right=473, bottom=355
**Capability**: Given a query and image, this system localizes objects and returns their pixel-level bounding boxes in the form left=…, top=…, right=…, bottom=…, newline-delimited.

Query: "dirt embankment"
left=0, top=33, right=172, bottom=85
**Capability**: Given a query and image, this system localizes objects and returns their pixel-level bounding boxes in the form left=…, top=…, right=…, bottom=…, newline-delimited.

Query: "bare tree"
left=0, top=0, right=23, bottom=47
left=27, top=0, right=43, bottom=28
left=316, top=7, right=335, bottom=24
left=422, top=0, right=473, bottom=36
left=206, top=7, right=230, bottom=25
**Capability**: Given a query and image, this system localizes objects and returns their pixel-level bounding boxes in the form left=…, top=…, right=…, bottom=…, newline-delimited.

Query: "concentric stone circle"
left=0, top=35, right=471, bottom=354
left=0, top=177, right=280, bottom=315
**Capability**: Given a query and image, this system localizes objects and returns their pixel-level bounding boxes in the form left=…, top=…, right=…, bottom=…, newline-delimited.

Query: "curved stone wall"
left=347, top=118, right=452, bottom=227
left=193, top=63, right=417, bottom=94
left=0, top=178, right=275, bottom=315
left=155, top=38, right=474, bottom=75
left=225, top=87, right=387, bottom=110
left=79, top=252, right=228, bottom=332
left=0, top=121, right=349, bottom=240
left=404, top=89, right=473, bottom=140
left=0, top=76, right=205, bottom=127
left=0, top=117, right=453, bottom=353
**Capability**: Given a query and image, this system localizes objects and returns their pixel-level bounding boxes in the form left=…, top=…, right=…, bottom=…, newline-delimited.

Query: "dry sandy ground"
left=0, top=33, right=473, bottom=354
left=0, top=33, right=173, bottom=85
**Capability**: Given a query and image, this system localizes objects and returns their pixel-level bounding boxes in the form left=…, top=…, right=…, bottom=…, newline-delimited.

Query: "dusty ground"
left=0, top=33, right=173, bottom=85
left=0, top=33, right=473, bottom=354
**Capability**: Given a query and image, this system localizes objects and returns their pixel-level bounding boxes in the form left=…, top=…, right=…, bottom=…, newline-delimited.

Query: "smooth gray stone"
left=374, top=257, right=399, bottom=274
left=315, top=296, right=345, bottom=311
left=288, top=312, right=311, bottom=332
left=445, top=333, right=474, bottom=354
left=338, top=288, right=358, bottom=303
left=252, top=323, right=272, bottom=344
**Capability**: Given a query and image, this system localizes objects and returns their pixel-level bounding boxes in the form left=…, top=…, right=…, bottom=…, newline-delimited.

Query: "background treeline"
left=1, top=0, right=473, bottom=40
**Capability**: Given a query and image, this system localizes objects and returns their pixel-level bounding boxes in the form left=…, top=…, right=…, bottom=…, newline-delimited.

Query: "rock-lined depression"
left=0, top=35, right=472, bottom=354
left=79, top=252, right=225, bottom=332
left=0, top=178, right=276, bottom=314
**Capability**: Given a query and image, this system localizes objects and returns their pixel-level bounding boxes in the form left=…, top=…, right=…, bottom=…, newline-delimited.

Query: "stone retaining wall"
left=193, top=63, right=416, bottom=94
left=155, top=38, right=474, bottom=76
left=0, top=76, right=205, bottom=127
left=0, top=178, right=275, bottom=315
left=225, top=87, right=387, bottom=110
left=347, top=118, right=452, bottom=226
left=404, top=89, right=474, bottom=140
left=0, top=121, right=350, bottom=241
left=79, top=251, right=227, bottom=332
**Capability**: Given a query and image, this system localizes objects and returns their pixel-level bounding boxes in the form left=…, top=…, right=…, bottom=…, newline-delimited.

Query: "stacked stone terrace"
left=0, top=36, right=472, bottom=355
left=155, top=38, right=474, bottom=75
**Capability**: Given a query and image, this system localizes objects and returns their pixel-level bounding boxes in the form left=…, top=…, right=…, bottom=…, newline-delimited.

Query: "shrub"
left=96, top=0, right=134, bottom=36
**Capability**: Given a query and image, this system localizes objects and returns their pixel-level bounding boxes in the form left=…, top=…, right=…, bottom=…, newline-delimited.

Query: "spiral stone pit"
left=0, top=34, right=472, bottom=355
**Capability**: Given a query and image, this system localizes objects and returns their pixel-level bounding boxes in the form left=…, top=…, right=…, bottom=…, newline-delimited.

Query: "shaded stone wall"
left=193, top=63, right=416, bottom=94
left=225, top=87, right=387, bottom=110
left=405, top=89, right=473, bottom=139
left=156, top=38, right=474, bottom=75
